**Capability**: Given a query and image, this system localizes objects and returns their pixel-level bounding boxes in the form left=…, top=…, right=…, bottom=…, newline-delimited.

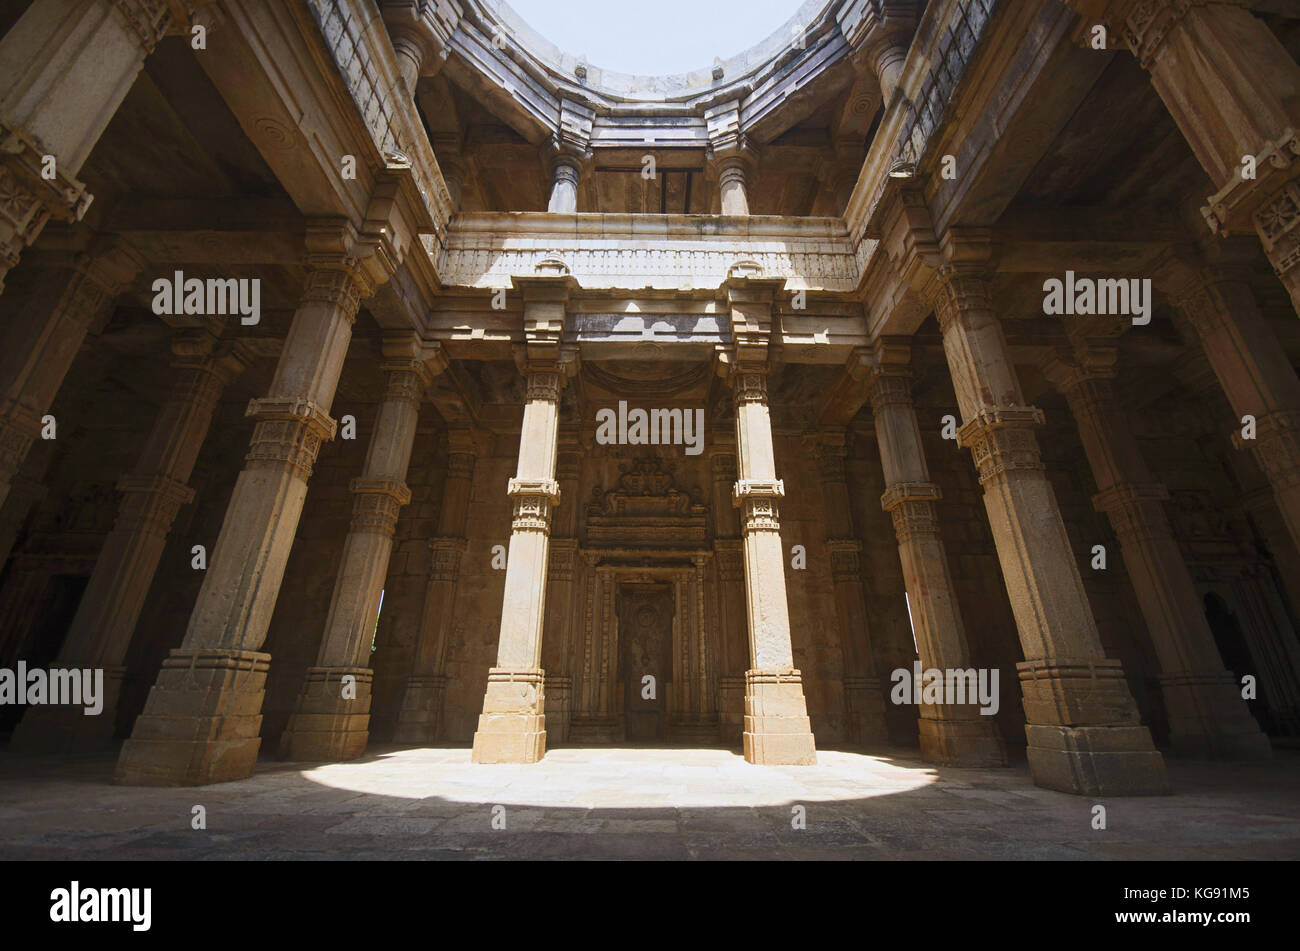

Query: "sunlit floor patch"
left=297, top=746, right=940, bottom=808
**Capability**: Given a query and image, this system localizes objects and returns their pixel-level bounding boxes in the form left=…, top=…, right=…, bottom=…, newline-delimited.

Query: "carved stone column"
left=542, top=439, right=580, bottom=743
left=470, top=272, right=575, bottom=763
left=1166, top=266, right=1300, bottom=555
left=394, top=428, right=478, bottom=743
left=116, top=222, right=385, bottom=786
left=866, top=339, right=1007, bottom=766
left=840, top=0, right=916, bottom=104
left=1072, top=0, right=1300, bottom=311
left=710, top=444, right=748, bottom=743
left=0, top=241, right=143, bottom=514
left=725, top=272, right=816, bottom=764
left=280, top=337, right=446, bottom=762
left=1044, top=345, right=1271, bottom=759
left=9, top=329, right=247, bottom=752
left=928, top=231, right=1166, bottom=795
left=810, top=429, right=890, bottom=744
left=0, top=0, right=176, bottom=289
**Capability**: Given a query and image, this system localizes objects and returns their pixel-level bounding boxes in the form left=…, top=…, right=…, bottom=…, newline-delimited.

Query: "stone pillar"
left=726, top=272, right=817, bottom=765
left=394, top=428, right=477, bottom=743
left=280, top=336, right=445, bottom=761
left=1079, top=0, right=1300, bottom=311
left=710, top=444, right=748, bottom=743
left=841, top=0, right=915, bottom=105
left=1168, top=267, right=1300, bottom=555
left=542, top=439, right=580, bottom=743
left=809, top=430, right=891, bottom=744
left=545, top=140, right=584, bottom=214
left=0, top=241, right=143, bottom=513
left=0, top=0, right=175, bottom=290
left=470, top=271, right=575, bottom=764
left=1044, top=345, right=1271, bottom=759
left=866, top=339, right=1007, bottom=766
left=9, top=329, right=247, bottom=752
left=115, top=222, right=384, bottom=786
left=927, top=231, right=1166, bottom=795
left=381, top=0, right=458, bottom=93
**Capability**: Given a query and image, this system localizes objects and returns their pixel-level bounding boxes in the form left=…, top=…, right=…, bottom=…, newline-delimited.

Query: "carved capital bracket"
left=349, top=477, right=412, bottom=535
left=428, top=535, right=468, bottom=581
left=956, top=407, right=1047, bottom=485
left=114, top=473, right=196, bottom=536
left=508, top=477, right=561, bottom=532
left=1235, top=410, right=1300, bottom=490
left=244, top=397, right=337, bottom=478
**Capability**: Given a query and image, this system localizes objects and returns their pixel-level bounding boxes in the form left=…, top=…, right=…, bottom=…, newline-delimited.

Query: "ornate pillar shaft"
left=867, top=341, right=1006, bottom=766
left=810, top=429, right=890, bottom=744
left=281, top=339, right=443, bottom=761
left=394, top=429, right=477, bottom=743
left=717, top=158, right=751, bottom=217
left=0, top=241, right=142, bottom=513
left=729, top=361, right=817, bottom=765
left=1046, top=350, right=1270, bottom=758
left=929, top=243, right=1166, bottom=795
left=471, top=273, right=573, bottom=764
left=710, top=445, right=748, bottom=743
left=116, top=224, right=380, bottom=786
left=1173, top=272, right=1300, bottom=553
left=470, top=365, right=563, bottom=763
left=10, top=330, right=245, bottom=752
left=0, top=0, right=171, bottom=288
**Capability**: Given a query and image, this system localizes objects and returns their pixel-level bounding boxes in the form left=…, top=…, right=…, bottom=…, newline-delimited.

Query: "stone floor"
left=1, top=744, right=1298, bottom=859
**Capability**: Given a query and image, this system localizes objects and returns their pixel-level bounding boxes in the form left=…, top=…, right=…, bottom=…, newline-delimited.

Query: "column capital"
left=956, top=408, right=1047, bottom=485
left=244, top=397, right=336, bottom=477
left=428, top=535, right=468, bottom=581
left=348, top=478, right=412, bottom=535
left=1040, top=345, right=1120, bottom=395
left=303, top=220, right=379, bottom=322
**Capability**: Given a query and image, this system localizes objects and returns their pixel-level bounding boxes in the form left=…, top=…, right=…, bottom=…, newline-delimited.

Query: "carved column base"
left=917, top=713, right=1007, bottom=768
left=718, top=674, right=747, bottom=745
left=1159, top=672, right=1272, bottom=760
left=115, top=649, right=270, bottom=786
left=742, top=669, right=817, bottom=765
left=842, top=675, right=890, bottom=745
left=8, top=666, right=126, bottom=753
left=543, top=675, right=571, bottom=744
left=1019, top=658, right=1168, bottom=796
left=393, top=673, right=449, bottom=745
left=470, top=667, right=546, bottom=764
left=279, top=666, right=373, bottom=762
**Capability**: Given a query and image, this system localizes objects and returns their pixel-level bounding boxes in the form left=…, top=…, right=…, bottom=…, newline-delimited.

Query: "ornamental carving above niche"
left=586, top=456, right=708, bottom=548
